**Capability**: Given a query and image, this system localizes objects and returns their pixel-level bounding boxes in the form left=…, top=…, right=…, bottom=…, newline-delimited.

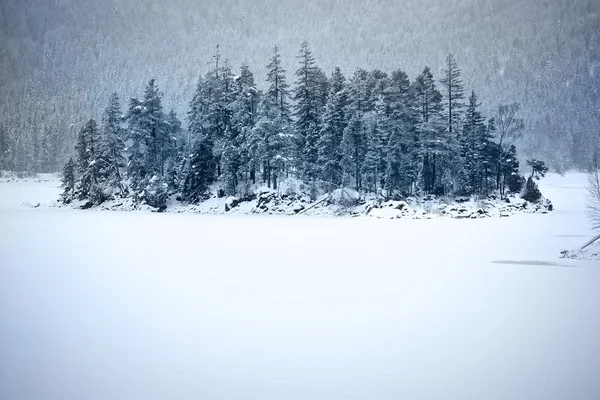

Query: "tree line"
left=60, top=43, right=539, bottom=209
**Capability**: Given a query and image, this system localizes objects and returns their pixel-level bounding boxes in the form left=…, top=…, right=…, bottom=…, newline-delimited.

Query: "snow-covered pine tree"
left=440, top=53, right=465, bottom=135
left=341, top=113, right=368, bottom=190
left=124, top=97, right=148, bottom=192
left=293, top=41, right=321, bottom=186
left=141, top=79, right=169, bottom=176
left=165, top=109, right=185, bottom=189
left=459, top=90, right=487, bottom=195
left=412, top=67, right=443, bottom=194
left=180, top=136, right=217, bottom=202
left=181, top=74, right=217, bottom=201
left=385, top=69, right=417, bottom=195
left=74, top=119, right=100, bottom=201
left=317, top=67, right=347, bottom=189
left=60, top=157, right=75, bottom=203
left=259, top=47, right=292, bottom=188
left=361, top=96, right=389, bottom=193
left=438, top=54, right=465, bottom=194
left=265, top=46, right=291, bottom=119
left=227, top=65, right=260, bottom=190
left=97, top=92, right=126, bottom=198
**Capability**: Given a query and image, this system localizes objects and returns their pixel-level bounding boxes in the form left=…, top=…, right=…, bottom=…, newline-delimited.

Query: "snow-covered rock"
left=330, top=188, right=360, bottom=206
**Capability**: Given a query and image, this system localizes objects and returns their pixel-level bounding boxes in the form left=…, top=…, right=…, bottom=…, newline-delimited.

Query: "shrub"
left=506, top=173, right=526, bottom=194
left=521, top=177, right=542, bottom=202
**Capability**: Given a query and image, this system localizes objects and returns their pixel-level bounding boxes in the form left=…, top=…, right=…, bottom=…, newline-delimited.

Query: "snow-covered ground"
left=0, top=173, right=598, bottom=400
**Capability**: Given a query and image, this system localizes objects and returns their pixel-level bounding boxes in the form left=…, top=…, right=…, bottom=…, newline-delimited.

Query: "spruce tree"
left=342, top=114, right=367, bottom=190
left=60, top=157, right=76, bottom=203
left=385, top=69, right=417, bottom=195
left=459, top=90, right=487, bottom=194
left=293, top=41, right=321, bottom=183
left=180, top=136, right=217, bottom=202
left=97, top=92, right=126, bottom=197
left=141, top=79, right=168, bottom=176
left=413, top=67, right=443, bottom=193
left=440, top=53, right=465, bottom=135
left=265, top=46, right=291, bottom=118
left=124, top=97, right=148, bottom=191
left=361, top=97, right=389, bottom=193
left=74, top=119, right=100, bottom=201
left=317, top=67, right=347, bottom=188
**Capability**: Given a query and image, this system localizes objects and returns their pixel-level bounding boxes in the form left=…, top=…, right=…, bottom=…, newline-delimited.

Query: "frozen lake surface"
left=1, top=173, right=598, bottom=399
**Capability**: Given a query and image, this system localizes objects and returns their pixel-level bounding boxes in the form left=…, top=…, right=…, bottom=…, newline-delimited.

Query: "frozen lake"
left=1, top=174, right=598, bottom=399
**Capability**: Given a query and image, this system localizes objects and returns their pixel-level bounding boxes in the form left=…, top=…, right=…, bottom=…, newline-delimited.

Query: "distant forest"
left=0, top=0, right=599, bottom=174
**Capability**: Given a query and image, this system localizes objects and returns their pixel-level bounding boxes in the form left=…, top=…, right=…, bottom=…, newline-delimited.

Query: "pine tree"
left=181, top=73, right=218, bottom=201
left=165, top=109, right=184, bottom=189
left=440, top=53, right=465, bottom=135
left=413, top=67, right=443, bottom=193
left=74, top=119, right=100, bottom=201
left=385, top=69, right=417, bottom=195
left=141, top=79, right=168, bottom=176
left=124, top=97, right=148, bottom=191
left=260, top=47, right=292, bottom=187
left=342, top=113, right=367, bottom=190
left=361, top=97, right=389, bottom=193
left=97, top=92, right=126, bottom=197
left=459, top=90, right=487, bottom=194
left=293, top=41, right=321, bottom=183
left=180, top=136, right=217, bottom=202
left=60, top=157, right=75, bottom=203
left=230, top=65, right=260, bottom=189
left=265, top=46, right=291, bottom=118
left=317, top=67, right=347, bottom=189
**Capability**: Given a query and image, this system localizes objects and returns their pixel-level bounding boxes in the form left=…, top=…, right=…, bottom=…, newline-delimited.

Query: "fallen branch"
left=296, top=193, right=330, bottom=215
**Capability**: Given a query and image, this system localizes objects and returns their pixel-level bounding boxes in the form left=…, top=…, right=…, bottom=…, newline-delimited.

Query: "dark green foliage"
left=527, top=159, right=549, bottom=179
left=74, top=119, right=101, bottom=202
left=293, top=41, right=323, bottom=181
left=97, top=92, right=126, bottom=198
left=506, top=173, right=526, bottom=193
left=60, top=157, right=75, bottom=203
left=522, top=177, right=543, bottom=202
left=180, top=137, right=216, bottom=202
left=317, top=67, right=347, bottom=188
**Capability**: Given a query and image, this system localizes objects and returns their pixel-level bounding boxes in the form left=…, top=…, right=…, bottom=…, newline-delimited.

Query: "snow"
left=1, top=172, right=599, bottom=400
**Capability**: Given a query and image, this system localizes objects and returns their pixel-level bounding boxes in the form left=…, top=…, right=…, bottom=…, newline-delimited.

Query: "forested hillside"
left=0, top=0, right=599, bottom=172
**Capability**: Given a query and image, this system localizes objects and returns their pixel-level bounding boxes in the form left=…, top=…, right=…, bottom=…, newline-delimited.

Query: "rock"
left=224, top=196, right=239, bottom=212
left=331, top=188, right=360, bottom=206
left=257, top=193, right=275, bottom=209
left=500, top=212, right=510, bottom=217
left=293, top=204, right=305, bottom=214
